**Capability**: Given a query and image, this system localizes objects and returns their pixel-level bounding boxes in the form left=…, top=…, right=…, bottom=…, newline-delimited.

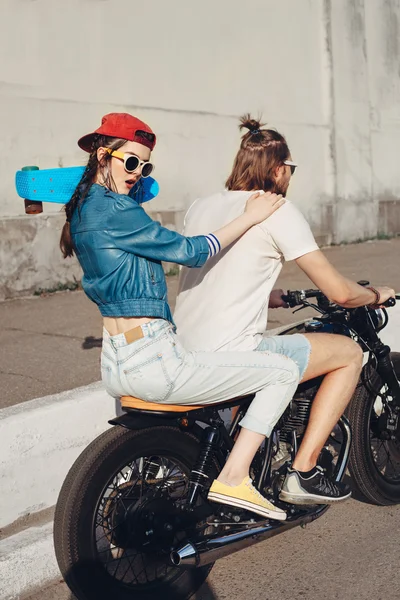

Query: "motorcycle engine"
left=274, top=380, right=336, bottom=479
left=278, top=395, right=313, bottom=443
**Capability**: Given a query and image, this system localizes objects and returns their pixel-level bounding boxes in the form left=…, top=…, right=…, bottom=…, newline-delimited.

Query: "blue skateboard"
left=15, top=166, right=159, bottom=209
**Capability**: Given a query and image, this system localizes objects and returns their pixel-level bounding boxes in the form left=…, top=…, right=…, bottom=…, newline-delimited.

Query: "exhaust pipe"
left=171, top=506, right=327, bottom=567
left=171, top=542, right=198, bottom=567
left=171, top=415, right=351, bottom=568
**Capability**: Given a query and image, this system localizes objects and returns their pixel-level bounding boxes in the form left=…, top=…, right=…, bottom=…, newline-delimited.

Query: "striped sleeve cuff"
left=205, top=233, right=221, bottom=258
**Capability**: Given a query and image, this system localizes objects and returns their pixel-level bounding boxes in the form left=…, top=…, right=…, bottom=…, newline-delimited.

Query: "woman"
left=60, top=112, right=298, bottom=521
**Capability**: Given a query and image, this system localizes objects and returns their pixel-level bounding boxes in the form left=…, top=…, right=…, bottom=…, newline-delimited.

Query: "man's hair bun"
left=239, top=114, right=265, bottom=134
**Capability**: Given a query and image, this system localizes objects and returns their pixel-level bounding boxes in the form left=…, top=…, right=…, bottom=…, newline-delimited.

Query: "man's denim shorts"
left=257, top=333, right=311, bottom=381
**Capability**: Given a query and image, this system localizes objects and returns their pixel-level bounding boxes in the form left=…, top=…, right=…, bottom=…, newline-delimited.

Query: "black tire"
left=347, top=352, right=400, bottom=505
left=54, top=425, right=215, bottom=600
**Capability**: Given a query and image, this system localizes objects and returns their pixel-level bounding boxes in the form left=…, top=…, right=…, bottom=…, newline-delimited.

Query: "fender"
left=109, top=412, right=204, bottom=440
left=109, top=413, right=225, bottom=468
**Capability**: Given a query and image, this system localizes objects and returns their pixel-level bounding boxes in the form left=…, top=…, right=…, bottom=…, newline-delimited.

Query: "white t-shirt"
left=174, top=190, right=319, bottom=352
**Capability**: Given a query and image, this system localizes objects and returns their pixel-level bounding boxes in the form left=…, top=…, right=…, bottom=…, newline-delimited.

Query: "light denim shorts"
left=257, top=333, right=311, bottom=381
left=102, top=319, right=300, bottom=436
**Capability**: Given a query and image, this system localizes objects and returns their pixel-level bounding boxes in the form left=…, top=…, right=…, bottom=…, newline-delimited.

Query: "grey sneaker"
left=279, top=466, right=351, bottom=505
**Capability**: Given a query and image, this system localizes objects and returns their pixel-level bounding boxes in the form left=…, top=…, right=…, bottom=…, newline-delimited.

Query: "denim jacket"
left=71, top=184, right=210, bottom=322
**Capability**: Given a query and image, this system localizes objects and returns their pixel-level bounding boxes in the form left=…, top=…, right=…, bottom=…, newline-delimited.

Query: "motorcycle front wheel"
left=348, top=352, right=400, bottom=505
left=54, top=425, right=215, bottom=600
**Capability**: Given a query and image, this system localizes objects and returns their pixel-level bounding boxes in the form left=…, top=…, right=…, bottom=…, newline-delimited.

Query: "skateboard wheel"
left=22, top=166, right=43, bottom=214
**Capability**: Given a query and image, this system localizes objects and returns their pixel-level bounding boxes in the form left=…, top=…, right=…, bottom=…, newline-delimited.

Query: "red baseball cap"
left=77, top=113, right=156, bottom=152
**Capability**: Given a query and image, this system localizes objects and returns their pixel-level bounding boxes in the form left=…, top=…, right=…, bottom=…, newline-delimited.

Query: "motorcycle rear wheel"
left=348, top=352, right=400, bottom=505
left=54, top=425, right=215, bottom=600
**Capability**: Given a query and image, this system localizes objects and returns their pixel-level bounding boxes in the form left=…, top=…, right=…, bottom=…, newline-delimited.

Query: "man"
left=174, top=115, right=395, bottom=507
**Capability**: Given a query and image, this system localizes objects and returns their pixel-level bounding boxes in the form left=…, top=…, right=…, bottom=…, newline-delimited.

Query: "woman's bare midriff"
left=103, top=316, right=156, bottom=336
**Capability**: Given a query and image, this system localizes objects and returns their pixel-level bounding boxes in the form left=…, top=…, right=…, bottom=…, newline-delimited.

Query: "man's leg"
left=257, top=332, right=363, bottom=503
left=292, top=333, right=363, bottom=471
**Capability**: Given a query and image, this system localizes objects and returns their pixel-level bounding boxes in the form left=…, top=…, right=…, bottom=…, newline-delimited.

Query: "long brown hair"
left=225, top=114, right=290, bottom=192
left=60, top=135, right=127, bottom=258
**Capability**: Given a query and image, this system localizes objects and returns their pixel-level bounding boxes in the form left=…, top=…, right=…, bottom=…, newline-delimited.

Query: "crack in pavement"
left=0, top=369, right=47, bottom=383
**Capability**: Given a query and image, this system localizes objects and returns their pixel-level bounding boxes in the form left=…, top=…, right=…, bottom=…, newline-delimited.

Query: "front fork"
left=376, top=345, right=400, bottom=403
left=362, top=308, right=400, bottom=434
left=375, top=345, right=400, bottom=437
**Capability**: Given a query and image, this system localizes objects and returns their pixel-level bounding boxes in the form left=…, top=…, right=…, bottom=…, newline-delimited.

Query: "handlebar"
left=281, top=289, right=323, bottom=308
left=281, top=289, right=399, bottom=309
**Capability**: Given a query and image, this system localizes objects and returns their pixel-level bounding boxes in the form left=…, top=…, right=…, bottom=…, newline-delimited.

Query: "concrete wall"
left=329, top=0, right=400, bottom=242
left=0, top=0, right=399, bottom=298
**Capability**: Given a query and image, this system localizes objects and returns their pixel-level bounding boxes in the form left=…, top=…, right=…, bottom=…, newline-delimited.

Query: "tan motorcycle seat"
left=120, top=396, right=203, bottom=412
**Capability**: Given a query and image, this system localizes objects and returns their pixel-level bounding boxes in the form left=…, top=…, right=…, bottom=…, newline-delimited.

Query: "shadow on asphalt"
left=34, top=579, right=218, bottom=600
left=59, top=562, right=219, bottom=600
left=82, top=336, right=102, bottom=349
left=197, top=579, right=218, bottom=599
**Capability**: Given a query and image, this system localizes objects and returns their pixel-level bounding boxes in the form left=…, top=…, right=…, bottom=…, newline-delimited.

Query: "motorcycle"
left=54, top=282, right=400, bottom=600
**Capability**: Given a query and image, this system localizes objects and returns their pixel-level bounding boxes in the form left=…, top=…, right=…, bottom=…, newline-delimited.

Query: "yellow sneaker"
left=207, top=476, right=287, bottom=521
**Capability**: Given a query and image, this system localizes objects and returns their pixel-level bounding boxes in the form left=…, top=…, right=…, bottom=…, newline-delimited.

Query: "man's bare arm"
left=296, top=250, right=394, bottom=307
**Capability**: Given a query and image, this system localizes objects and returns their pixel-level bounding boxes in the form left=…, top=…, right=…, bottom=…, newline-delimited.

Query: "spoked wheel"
left=347, top=352, right=400, bottom=505
left=54, top=426, right=216, bottom=600
left=98, top=456, right=192, bottom=586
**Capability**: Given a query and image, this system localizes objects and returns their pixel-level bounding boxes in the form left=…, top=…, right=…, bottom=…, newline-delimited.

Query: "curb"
left=0, top=523, right=57, bottom=600
left=0, top=382, right=117, bottom=530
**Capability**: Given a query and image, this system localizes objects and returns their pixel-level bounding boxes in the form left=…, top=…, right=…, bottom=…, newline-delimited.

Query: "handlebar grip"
left=282, top=289, right=321, bottom=308
left=281, top=291, right=302, bottom=308
left=382, top=297, right=396, bottom=308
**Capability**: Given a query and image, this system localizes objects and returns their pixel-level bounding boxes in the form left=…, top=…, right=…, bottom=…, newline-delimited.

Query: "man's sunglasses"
left=106, top=149, right=155, bottom=178
left=283, top=160, right=297, bottom=175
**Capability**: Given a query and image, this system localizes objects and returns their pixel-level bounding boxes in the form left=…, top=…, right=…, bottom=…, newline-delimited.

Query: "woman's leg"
left=217, top=428, right=265, bottom=485
left=168, top=339, right=301, bottom=516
